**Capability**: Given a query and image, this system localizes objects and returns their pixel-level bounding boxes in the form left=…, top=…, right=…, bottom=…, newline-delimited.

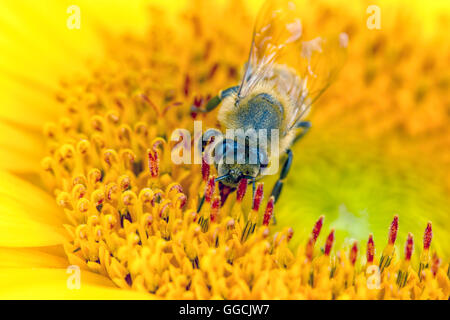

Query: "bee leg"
left=197, top=195, right=206, bottom=213
left=191, top=85, right=240, bottom=113
left=268, top=123, right=310, bottom=222
left=293, top=121, right=311, bottom=143
left=252, top=178, right=256, bottom=199
left=269, top=149, right=293, bottom=224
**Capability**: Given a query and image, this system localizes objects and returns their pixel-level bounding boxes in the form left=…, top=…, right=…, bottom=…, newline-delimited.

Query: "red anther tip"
left=152, top=139, right=163, bottom=152
left=324, top=229, right=335, bottom=256
left=205, top=176, right=215, bottom=202
left=311, top=215, right=324, bottom=243
left=305, top=236, right=314, bottom=261
left=159, top=203, right=169, bottom=218
left=211, top=197, right=220, bottom=209
left=287, top=227, right=294, bottom=242
left=236, top=178, right=248, bottom=202
left=150, top=191, right=162, bottom=207
left=170, top=184, right=183, bottom=194
left=431, top=252, right=441, bottom=276
left=227, top=219, right=235, bottom=229
left=178, top=194, right=187, bottom=209
left=210, top=197, right=220, bottom=222
left=252, top=183, right=264, bottom=211
left=423, top=222, right=432, bottom=250
left=191, top=211, right=198, bottom=222
left=350, top=242, right=358, bottom=266
left=148, top=149, right=159, bottom=177
left=388, top=215, right=399, bottom=245
left=405, top=232, right=414, bottom=261
left=208, top=63, right=219, bottom=80
left=193, top=95, right=203, bottom=107
left=184, top=74, right=190, bottom=97
left=367, top=234, right=375, bottom=264
left=201, top=157, right=210, bottom=182
left=263, top=196, right=275, bottom=226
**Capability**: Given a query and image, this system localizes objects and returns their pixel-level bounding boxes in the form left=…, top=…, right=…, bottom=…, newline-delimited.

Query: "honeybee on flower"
left=196, top=0, right=348, bottom=211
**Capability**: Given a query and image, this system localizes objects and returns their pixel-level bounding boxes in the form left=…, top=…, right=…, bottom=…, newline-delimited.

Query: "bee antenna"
left=215, top=174, right=230, bottom=182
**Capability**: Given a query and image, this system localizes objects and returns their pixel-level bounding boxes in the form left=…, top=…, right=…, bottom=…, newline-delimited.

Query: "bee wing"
left=237, top=0, right=348, bottom=129
left=238, top=0, right=301, bottom=99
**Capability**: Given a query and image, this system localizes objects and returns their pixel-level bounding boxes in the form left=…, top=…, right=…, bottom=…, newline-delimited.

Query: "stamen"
left=184, top=74, right=190, bottom=97
left=388, top=215, right=399, bottom=245
left=287, top=227, right=294, bottom=242
left=201, top=157, right=210, bottom=182
left=430, top=252, right=441, bottom=276
left=236, top=178, right=248, bottom=202
left=305, top=236, right=314, bottom=261
left=311, top=215, right=324, bottom=243
left=397, top=233, right=414, bottom=288
left=56, top=192, right=72, bottom=210
left=423, top=222, right=432, bottom=250
left=324, top=229, right=335, bottom=256
left=405, top=232, right=414, bottom=261
left=262, top=196, right=274, bottom=226
left=380, top=215, right=399, bottom=273
left=350, top=241, right=358, bottom=266
left=148, top=148, right=159, bottom=178
left=366, top=234, right=375, bottom=264
left=252, top=183, right=264, bottom=212
left=205, top=176, right=215, bottom=203
left=210, top=197, right=220, bottom=223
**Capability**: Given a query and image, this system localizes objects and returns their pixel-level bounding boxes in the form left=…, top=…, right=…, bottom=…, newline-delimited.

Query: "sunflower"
left=0, top=0, right=449, bottom=299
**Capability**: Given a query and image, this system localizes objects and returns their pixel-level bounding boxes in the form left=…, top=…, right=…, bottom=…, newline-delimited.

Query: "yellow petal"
left=0, top=171, right=67, bottom=247
left=0, top=0, right=150, bottom=128
left=0, top=268, right=153, bottom=299
left=0, top=122, right=44, bottom=172
left=0, top=246, right=67, bottom=268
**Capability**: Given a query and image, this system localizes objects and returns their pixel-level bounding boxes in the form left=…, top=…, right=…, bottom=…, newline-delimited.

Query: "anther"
left=76, top=139, right=91, bottom=155
left=72, top=184, right=87, bottom=199
left=139, top=188, right=154, bottom=204
left=236, top=178, right=248, bottom=202
left=252, top=183, right=264, bottom=212
left=118, top=175, right=131, bottom=191
left=56, top=192, right=72, bottom=210
left=311, top=215, right=324, bottom=243
left=88, top=168, right=102, bottom=185
left=201, top=157, right=210, bottom=182
left=122, top=190, right=137, bottom=206
left=423, top=222, right=432, bottom=251
left=148, top=148, right=159, bottom=178
left=324, top=229, right=335, bottom=256
left=388, top=215, right=399, bottom=246
left=350, top=241, right=358, bottom=266
left=210, top=197, right=220, bottom=223
left=205, top=176, right=215, bottom=203
left=366, top=234, right=375, bottom=264
left=405, top=232, right=414, bottom=261
left=262, top=196, right=274, bottom=226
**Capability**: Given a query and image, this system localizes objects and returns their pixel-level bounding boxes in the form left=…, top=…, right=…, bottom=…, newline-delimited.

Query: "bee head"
left=214, top=139, right=269, bottom=188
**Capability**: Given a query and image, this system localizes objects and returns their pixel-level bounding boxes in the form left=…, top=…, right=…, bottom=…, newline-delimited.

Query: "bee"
left=196, top=0, right=348, bottom=212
